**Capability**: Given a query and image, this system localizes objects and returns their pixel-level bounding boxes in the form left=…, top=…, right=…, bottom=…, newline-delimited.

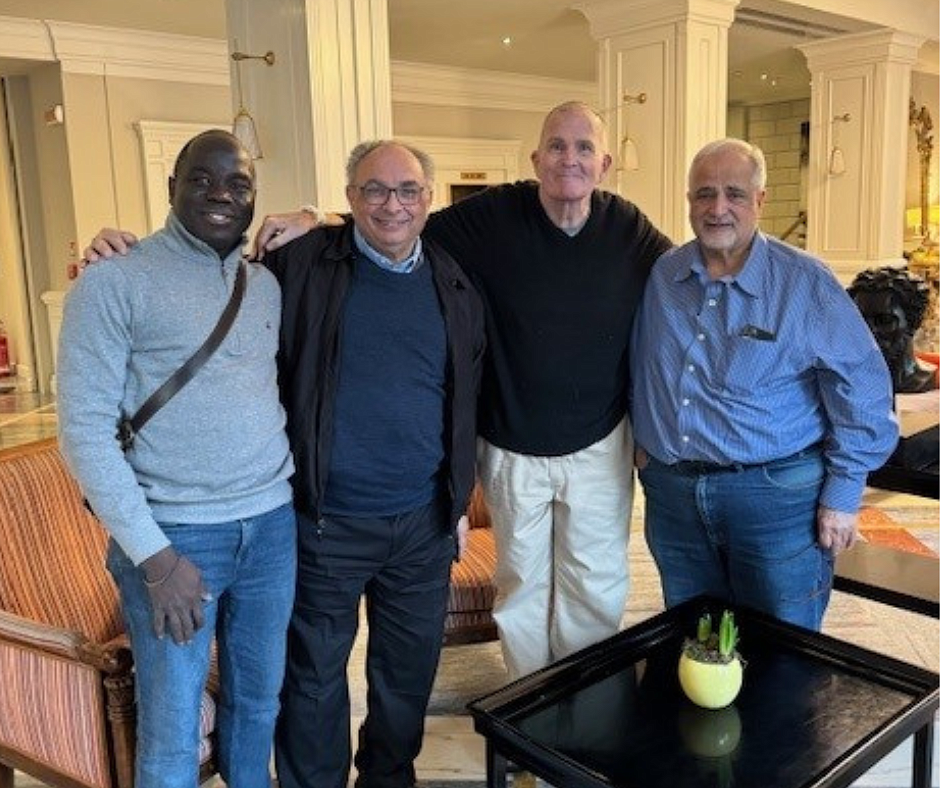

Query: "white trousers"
left=477, top=419, right=634, bottom=681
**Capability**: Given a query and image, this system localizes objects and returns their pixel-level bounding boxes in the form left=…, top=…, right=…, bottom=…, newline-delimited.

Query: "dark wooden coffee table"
left=469, top=597, right=939, bottom=788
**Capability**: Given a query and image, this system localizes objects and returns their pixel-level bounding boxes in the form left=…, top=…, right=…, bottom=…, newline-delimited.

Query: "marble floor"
left=3, top=391, right=938, bottom=787
left=0, top=390, right=56, bottom=449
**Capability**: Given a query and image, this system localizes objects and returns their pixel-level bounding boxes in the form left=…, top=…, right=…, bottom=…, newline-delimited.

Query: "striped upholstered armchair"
left=443, top=485, right=498, bottom=646
left=0, top=438, right=217, bottom=788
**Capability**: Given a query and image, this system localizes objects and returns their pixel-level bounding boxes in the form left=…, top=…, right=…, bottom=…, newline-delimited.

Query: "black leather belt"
left=670, top=459, right=749, bottom=474
left=667, top=444, right=823, bottom=476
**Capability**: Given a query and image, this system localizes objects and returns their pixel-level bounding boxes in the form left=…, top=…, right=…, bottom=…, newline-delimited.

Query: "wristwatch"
left=300, top=204, right=327, bottom=226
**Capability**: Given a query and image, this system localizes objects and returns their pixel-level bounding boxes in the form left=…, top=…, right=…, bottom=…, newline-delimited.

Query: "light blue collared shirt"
left=353, top=226, right=423, bottom=273
left=630, top=231, right=898, bottom=512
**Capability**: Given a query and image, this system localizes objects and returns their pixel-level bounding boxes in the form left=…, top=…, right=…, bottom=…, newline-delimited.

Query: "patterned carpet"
left=857, top=505, right=938, bottom=556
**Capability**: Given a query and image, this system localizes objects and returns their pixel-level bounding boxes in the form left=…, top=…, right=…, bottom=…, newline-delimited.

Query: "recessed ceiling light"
left=502, top=36, right=512, bottom=47
left=760, top=73, right=768, bottom=81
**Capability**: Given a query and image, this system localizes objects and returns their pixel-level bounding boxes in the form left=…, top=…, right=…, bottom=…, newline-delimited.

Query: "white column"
left=575, top=0, right=739, bottom=242
left=225, top=0, right=393, bottom=217
left=798, top=30, right=924, bottom=280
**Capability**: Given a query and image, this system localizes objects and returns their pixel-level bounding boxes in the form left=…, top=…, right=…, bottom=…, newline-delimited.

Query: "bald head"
left=169, top=130, right=256, bottom=256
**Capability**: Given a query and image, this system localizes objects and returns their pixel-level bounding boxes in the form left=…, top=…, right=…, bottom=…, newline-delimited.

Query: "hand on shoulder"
left=83, top=229, right=139, bottom=263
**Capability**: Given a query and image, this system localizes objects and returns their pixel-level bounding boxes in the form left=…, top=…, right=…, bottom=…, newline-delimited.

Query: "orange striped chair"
left=0, top=438, right=217, bottom=788
left=443, top=485, right=498, bottom=646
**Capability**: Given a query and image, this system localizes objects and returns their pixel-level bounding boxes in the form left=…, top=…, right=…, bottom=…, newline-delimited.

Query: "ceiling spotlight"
left=502, top=36, right=512, bottom=47
left=760, top=73, right=768, bottom=81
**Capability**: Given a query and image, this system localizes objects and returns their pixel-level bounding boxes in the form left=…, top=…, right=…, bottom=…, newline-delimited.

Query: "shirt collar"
left=353, top=226, right=423, bottom=274
left=728, top=231, right=768, bottom=298
left=674, top=230, right=767, bottom=298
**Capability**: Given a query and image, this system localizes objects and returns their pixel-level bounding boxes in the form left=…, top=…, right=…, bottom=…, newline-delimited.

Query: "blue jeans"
left=638, top=448, right=833, bottom=630
left=107, top=502, right=297, bottom=788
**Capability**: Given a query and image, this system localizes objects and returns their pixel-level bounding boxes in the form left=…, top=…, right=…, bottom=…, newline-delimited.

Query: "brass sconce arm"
left=231, top=50, right=276, bottom=66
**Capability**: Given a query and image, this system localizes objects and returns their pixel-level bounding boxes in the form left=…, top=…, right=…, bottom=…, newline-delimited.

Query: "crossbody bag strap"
left=118, top=260, right=248, bottom=450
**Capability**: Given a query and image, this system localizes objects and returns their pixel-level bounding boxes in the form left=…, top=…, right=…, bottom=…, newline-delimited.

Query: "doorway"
left=0, top=77, right=42, bottom=394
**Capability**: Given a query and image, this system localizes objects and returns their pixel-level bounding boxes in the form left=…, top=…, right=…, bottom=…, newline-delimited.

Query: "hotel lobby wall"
left=55, top=73, right=230, bottom=290
left=0, top=79, right=39, bottom=391
left=3, top=65, right=229, bottom=392
left=9, top=69, right=228, bottom=297
left=2, top=65, right=70, bottom=393
left=393, top=103, right=544, bottom=184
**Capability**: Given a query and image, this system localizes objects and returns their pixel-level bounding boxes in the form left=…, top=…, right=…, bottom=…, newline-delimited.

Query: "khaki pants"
left=477, top=419, right=634, bottom=681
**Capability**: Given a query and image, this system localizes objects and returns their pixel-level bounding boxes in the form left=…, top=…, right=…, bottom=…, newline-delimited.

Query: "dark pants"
left=275, top=500, right=454, bottom=788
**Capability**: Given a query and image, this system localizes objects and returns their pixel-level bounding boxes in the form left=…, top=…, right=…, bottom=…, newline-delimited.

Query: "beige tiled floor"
left=5, top=392, right=938, bottom=787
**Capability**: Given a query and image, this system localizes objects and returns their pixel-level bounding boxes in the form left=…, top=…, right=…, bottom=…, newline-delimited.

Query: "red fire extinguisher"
left=0, top=321, right=12, bottom=377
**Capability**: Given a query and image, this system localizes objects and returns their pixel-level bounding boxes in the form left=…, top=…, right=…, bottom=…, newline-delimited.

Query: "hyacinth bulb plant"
left=678, top=610, right=744, bottom=709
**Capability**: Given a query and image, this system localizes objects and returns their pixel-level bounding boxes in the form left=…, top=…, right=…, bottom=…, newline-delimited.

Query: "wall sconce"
left=618, top=92, right=647, bottom=172
left=43, top=104, right=64, bottom=126
left=231, top=42, right=275, bottom=160
left=828, top=113, right=850, bottom=176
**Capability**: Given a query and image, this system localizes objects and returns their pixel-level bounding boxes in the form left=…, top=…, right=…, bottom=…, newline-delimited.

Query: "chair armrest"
left=0, top=609, right=132, bottom=674
left=467, top=485, right=492, bottom=529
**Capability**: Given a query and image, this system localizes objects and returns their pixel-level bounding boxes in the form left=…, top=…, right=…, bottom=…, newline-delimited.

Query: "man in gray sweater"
left=58, top=130, right=295, bottom=788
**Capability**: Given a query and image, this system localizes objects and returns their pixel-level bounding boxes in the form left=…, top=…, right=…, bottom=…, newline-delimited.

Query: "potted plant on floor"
left=678, top=609, right=744, bottom=709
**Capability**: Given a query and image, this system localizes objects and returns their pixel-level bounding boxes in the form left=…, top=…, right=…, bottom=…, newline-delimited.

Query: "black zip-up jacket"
left=265, top=222, right=485, bottom=531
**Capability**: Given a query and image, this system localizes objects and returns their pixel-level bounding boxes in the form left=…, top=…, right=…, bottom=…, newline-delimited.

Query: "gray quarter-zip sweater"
left=58, top=212, right=294, bottom=565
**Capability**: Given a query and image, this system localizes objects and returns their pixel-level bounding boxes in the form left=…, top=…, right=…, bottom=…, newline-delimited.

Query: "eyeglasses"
left=354, top=183, right=426, bottom=206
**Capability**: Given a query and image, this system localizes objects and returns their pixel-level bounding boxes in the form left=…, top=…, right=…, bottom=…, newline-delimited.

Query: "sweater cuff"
left=119, top=525, right=172, bottom=567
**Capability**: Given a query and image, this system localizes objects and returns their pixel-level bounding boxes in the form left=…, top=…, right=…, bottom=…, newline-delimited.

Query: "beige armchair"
left=0, top=438, right=216, bottom=788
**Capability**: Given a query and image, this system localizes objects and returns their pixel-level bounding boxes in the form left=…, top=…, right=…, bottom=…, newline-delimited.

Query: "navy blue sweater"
left=322, top=255, right=447, bottom=516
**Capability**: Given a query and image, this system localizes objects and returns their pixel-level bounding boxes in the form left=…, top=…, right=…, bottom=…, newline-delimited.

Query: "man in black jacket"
left=266, top=140, right=484, bottom=788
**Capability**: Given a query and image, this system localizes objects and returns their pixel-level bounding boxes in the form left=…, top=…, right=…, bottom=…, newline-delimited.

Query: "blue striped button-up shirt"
left=630, top=231, right=898, bottom=513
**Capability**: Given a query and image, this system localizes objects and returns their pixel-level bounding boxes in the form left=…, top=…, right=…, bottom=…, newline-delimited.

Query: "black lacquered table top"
left=469, top=598, right=940, bottom=788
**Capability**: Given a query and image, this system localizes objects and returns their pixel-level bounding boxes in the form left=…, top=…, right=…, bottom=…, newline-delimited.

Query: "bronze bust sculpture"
left=848, top=267, right=936, bottom=394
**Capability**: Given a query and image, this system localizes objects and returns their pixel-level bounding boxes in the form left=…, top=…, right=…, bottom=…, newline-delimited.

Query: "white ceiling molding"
left=392, top=60, right=596, bottom=113
left=575, top=0, right=739, bottom=39
left=798, top=29, right=925, bottom=71
left=0, top=15, right=55, bottom=62
left=916, top=43, right=939, bottom=76
left=783, top=0, right=938, bottom=42
left=43, top=21, right=229, bottom=85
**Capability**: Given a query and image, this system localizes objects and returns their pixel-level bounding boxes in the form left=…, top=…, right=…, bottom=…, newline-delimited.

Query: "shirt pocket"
left=714, top=334, right=782, bottom=395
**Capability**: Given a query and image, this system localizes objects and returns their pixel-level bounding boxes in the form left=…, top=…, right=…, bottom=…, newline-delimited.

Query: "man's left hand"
left=817, top=506, right=857, bottom=555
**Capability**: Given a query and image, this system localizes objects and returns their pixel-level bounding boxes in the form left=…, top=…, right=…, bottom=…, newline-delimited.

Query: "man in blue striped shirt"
left=630, top=138, right=898, bottom=630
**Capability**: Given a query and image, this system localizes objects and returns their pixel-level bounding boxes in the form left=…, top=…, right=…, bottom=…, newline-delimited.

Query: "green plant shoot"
left=718, top=610, right=739, bottom=658
left=696, top=613, right=712, bottom=643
